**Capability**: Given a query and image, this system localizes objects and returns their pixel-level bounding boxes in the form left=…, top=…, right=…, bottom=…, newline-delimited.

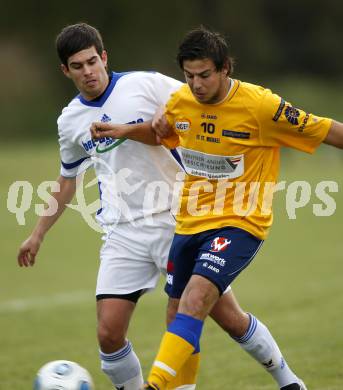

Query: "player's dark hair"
left=177, top=26, right=234, bottom=76
left=56, top=23, right=104, bottom=67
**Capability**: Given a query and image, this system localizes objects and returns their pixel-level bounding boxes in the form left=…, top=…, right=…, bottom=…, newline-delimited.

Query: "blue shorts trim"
left=165, top=227, right=263, bottom=298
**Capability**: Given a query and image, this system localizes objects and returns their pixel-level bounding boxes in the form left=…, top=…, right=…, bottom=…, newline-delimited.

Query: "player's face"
left=183, top=58, right=229, bottom=104
left=61, top=46, right=109, bottom=101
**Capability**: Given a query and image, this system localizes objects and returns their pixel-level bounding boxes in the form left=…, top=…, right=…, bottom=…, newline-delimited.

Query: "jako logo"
left=210, top=237, right=231, bottom=252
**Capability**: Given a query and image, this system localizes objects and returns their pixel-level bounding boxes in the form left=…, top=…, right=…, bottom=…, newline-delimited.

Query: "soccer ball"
left=34, top=360, right=94, bottom=390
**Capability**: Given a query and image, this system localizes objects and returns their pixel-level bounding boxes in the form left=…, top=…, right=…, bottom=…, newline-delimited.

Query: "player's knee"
left=182, top=288, right=214, bottom=317
left=97, top=323, right=126, bottom=351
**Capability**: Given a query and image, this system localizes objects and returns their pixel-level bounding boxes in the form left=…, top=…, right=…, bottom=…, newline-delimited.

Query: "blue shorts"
left=165, top=226, right=263, bottom=298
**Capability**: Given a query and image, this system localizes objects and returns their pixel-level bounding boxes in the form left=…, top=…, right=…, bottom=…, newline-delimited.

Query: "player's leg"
left=164, top=297, right=201, bottom=390
left=210, top=288, right=249, bottom=337
left=145, top=233, right=207, bottom=390
left=97, top=220, right=162, bottom=390
left=147, top=275, right=218, bottom=390
left=97, top=294, right=144, bottom=389
left=150, top=214, right=200, bottom=390
left=210, top=289, right=306, bottom=389
left=165, top=297, right=179, bottom=326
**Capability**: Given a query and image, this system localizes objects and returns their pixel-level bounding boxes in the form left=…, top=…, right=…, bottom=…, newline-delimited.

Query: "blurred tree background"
left=1, top=0, right=342, bottom=140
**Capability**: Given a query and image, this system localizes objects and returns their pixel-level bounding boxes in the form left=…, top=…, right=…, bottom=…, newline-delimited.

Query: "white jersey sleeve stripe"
left=61, top=156, right=91, bottom=170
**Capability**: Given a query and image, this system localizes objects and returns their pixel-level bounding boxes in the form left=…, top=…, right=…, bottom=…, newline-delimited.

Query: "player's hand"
left=152, top=106, right=173, bottom=139
left=90, top=122, right=127, bottom=140
left=17, top=235, right=43, bottom=267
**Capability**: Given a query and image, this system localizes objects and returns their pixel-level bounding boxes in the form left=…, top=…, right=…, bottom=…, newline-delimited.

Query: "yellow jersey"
left=162, top=80, right=331, bottom=239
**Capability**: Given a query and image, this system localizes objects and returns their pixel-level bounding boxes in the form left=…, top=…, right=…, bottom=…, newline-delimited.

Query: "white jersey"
left=58, top=71, right=182, bottom=228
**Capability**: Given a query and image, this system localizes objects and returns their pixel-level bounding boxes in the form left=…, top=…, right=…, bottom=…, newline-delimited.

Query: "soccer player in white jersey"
left=18, top=23, right=310, bottom=390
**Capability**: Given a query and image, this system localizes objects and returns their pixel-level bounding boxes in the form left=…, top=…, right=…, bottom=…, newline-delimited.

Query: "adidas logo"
left=101, top=113, right=111, bottom=123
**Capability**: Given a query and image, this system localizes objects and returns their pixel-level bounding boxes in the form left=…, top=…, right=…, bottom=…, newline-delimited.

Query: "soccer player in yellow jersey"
left=91, top=27, right=343, bottom=390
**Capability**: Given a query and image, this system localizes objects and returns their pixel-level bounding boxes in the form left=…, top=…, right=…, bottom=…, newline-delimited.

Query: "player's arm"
left=17, top=175, right=76, bottom=267
left=323, top=120, right=343, bottom=149
left=90, top=120, right=159, bottom=145
left=152, top=105, right=174, bottom=141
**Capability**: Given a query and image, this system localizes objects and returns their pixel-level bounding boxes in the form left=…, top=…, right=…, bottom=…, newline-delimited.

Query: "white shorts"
left=96, top=211, right=175, bottom=296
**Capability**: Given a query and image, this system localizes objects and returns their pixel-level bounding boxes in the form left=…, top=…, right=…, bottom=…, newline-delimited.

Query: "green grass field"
left=1, top=142, right=342, bottom=389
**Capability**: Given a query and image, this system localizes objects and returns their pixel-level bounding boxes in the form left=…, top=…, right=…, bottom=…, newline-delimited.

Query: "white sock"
left=100, top=340, right=143, bottom=389
left=233, top=314, right=300, bottom=388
